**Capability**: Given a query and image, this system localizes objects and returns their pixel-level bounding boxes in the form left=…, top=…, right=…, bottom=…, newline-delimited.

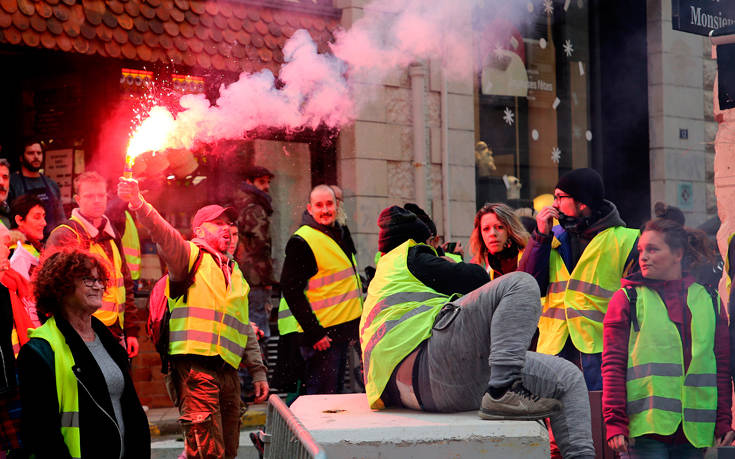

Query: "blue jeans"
left=300, top=340, right=348, bottom=395
left=622, top=437, right=705, bottom=459
left=248, top=287, right=272, bottom=338
left=557, top=338, right=602, bottom=391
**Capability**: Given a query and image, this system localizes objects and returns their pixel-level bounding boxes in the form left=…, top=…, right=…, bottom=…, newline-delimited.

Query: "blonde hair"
left=470, top=203, right=529, bottom=264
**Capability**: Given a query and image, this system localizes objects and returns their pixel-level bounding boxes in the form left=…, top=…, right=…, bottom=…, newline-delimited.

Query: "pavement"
left=148, top=402, right=267, bottom=458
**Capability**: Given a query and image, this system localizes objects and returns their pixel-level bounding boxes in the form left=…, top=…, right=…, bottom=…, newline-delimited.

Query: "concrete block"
left=448, top=129, right=476, bottom=167
left=354, top=232, right=379, bottom=269
left=450, top=165, right=476, bottom=201
left=430, top=126, right=441, bottom=164
left=427, top=92, right=441, bottom=127
left=353, top=121, right=405, bottom=161
left=385, top=86, right=413, bottom=125
left=661, top=53, right=703, bottom=87
left=704, top=59, right=717, bottom=88
left=650, top=148, right=706, bottom=182
left=649, top=85, right=704, bottom=119
left=448, top=93, right=475, bottom=130
left=451, top=200, right=478, bottom=238
left=353, top=83, right=387, bottom=123
left=289, top=394, right=549, bottom=459
left=355, top=196, right=389, bottom=235
left=649, top=116, right=705, bottom=151
left=387, top=160, right=416, bottom=200
left=339, top=6, right=364, bottom=28
left=341, top=158, right=388, bottom=197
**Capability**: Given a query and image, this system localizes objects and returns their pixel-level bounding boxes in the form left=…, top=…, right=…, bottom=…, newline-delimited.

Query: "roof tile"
left=107, top=0, right=123, bottom=15
left=11, top=11, right=29, bottom=30
left=117, top=12, right=132, bottom=29
left=18, top=0, right=35, bottom=16
left=0, top=0, right=16, bottom=14
left=47, top=17, right=62, bottom=34
left=1, top=0, right=341, bottom=73
left=40, top=30, right=55, bottom=47
left=56, top=33, right=72, bottom=50
left=121, top=41, right=136, bottom=58
left=36, top=2, right=53, bottom=19
left=30, top=15, right=46, bottom=31
left=112, top=26, right=126, bottom=42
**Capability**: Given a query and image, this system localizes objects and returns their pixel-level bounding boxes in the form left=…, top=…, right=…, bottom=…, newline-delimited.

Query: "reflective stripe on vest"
left=121, top=211, right=141, bottom=281
left=361, top=240, right=451, bottom=409
left=537, top=226, right=638, bottom=355
left=11, top=327, right=20, bottom=357
left=28, top=317, right=82, bottom=458
left=277, top=226, right=363, bottom=335
left=626, top=284, right=718, bottom=448
left=55, top=218, right=127, bottom=328
left=167, top=242, right=250, bottom=369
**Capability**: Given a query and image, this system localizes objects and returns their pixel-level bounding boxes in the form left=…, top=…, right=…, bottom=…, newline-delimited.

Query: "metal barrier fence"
left=262, top=394, right=327, bottom=459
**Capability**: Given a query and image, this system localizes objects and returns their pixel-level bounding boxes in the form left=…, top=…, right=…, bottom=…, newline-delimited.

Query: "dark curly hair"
left=33, top=249, right=110, bottom=319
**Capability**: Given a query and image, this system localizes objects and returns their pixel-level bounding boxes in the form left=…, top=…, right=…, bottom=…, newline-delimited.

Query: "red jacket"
left=602, top=273, right=731, bottom=443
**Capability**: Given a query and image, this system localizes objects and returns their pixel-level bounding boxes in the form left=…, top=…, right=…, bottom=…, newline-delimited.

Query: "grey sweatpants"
left=415, top=272, right=594, bottom=459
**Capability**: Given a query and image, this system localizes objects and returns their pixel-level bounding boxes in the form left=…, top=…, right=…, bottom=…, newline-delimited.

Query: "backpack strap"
left=169, top=246, right=205, bottom=302
left=624, top=286, right=639, bottom=333
left=702, top=284, right=720, bottom=322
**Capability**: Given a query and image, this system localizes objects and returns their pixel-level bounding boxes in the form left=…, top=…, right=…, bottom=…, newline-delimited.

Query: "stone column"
left=714, top=62, right=735, bottom=277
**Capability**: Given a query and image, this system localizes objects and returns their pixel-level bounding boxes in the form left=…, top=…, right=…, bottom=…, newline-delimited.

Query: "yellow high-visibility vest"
left=28, top=317, right=82, bottom=459
left=121, top=211, right=141, bottom=281
left=361, top=240, right=451, bottom=409
left=167, top=242, right=250, bottom=369
left=52, top=217, right=127, bottom=329
left=537, top=226, right=638, bottom=355
left=278, top=226, right=363, bottom=335
left=625, top=284, right=718, bottom=447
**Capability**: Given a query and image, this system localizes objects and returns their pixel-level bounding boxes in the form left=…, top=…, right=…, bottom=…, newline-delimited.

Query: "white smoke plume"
left=127, top=0, right=535, bottom=153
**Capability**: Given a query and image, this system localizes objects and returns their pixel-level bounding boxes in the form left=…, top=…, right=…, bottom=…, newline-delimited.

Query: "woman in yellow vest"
left=602, top=218, right=734, bottom=458
left=469, top=203, right=529, bottom=279
left=16, top=250, right=150, bottom=458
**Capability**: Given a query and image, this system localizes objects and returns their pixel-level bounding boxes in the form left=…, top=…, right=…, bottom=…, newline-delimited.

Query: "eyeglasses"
left=553, top=193, right=573, bottom=202
left=81, top=277, right=106, bottom=288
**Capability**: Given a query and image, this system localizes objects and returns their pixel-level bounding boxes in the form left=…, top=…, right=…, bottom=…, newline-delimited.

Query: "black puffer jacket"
left=17, top=316, right=150, bottom=459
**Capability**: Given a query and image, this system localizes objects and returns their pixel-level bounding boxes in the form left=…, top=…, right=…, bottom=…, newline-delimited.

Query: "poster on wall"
left=44, top=149, right=74, bottom=204
left=672, top=0, right=735, bottom=36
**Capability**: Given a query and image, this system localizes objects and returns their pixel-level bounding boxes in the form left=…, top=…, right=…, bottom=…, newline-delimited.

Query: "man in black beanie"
left=361, top=205, right=595, bottom=459
left=519, top=168, right=639, bottom=390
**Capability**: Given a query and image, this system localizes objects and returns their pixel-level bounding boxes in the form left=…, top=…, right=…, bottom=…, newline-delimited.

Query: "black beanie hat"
left=555, top=168, right=605, bottom=209
left=403, top=202, right=437, bottom=236
left=378, top=206, right=432, bottom=253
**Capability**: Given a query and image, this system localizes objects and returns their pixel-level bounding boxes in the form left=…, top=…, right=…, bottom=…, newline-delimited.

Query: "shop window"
left=476, top=2, right=591, bottom=211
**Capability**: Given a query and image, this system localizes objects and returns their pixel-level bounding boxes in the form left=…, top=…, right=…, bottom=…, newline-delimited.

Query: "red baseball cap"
left=191, top=205, right=237, bottom=230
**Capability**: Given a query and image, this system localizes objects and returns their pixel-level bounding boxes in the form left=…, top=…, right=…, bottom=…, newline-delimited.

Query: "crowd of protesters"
left=0, top=136, right=733, bottom=459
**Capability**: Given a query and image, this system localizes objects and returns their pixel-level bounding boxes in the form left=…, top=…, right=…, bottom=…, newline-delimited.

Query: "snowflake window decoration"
left=503, top=107, right=515, bottom=126
left=563, top=40, right=573, bottom=57
left=543, top=0, right=553, bottom=15
left=551, top=147, right=562, bottom=164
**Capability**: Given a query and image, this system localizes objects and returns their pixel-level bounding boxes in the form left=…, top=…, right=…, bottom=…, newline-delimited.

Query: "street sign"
left=672, top=0, right=735, bottom=36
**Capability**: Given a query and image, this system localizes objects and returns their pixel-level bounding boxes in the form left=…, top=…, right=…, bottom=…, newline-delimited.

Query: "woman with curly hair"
left=470, top=203, right=530, bottom=279
left=17, top=249, right=150, bottom=458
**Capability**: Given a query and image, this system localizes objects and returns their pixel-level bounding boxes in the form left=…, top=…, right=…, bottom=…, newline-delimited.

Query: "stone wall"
left=335, top=1, right=476, bottom=269
left=647, top=0, right=716, bottom=227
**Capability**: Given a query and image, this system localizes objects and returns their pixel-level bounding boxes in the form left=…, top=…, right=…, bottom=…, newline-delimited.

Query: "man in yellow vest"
left=117, top=176, right=267, bottom=459
left=279, top=184, right=362, bottom=395
left=519, top=168, right=639, bottom=390
left=363, top=205, right=594, bottom=458
left=46, top=172, right=140, bottom=358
